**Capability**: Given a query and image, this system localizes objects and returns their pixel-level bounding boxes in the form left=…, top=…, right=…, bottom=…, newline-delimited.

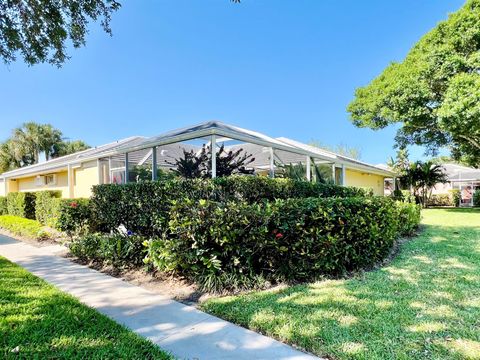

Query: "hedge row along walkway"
left=0, top=234, right=318, bottom=360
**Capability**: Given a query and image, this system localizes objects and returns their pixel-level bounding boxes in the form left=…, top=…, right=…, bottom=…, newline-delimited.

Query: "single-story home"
left=431, top=163, right=480, bottom=206
left=0, top=121, right=395, bottom=198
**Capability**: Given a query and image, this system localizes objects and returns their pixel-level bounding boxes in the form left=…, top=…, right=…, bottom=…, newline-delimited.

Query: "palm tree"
left=400, top=160, right=448, bottom=207
left=0, top=122, right=89, bottom=173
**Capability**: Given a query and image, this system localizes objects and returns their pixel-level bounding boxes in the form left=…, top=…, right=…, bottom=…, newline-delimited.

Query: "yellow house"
left=0, top=121, right=395, bottom=198
left=0, top=137, right=144, bottom=199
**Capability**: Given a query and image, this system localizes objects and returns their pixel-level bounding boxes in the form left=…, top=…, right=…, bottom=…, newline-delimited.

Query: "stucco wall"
left=0, top=179, right=5, bottom=197
left=16, top=171, right=70, bottom=198
left=345, top=169, right=385, bottom=196
left=74, top=161, right=99, bottom=198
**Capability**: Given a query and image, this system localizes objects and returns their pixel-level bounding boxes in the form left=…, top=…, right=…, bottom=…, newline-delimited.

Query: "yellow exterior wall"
left=74, top=161, right=100, bottom=198
left=345, top=169, right=385, bottom=196
left=16, top=171, right=70, bottom=198
left=6, top=179, right=18, bottom=193
left=1, top=161, right=101, bottom=199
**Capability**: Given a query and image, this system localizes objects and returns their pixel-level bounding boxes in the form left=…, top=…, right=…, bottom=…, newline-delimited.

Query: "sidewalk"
left=0, top=235, right=319, bottom=360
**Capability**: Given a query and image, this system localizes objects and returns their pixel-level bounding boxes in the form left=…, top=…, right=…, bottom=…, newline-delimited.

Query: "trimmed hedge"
left=35, top=191, right=62, bottom=227
left=0, top=215, right=51, bottom=240
left=143, top=197, right=420, bottom=292
left=451, top=189, right=461, bottom=207
left=427, top=193, right=454, bottom=207
left=56, top=199, right=92, bottom=235
left=474, top=190, right=480, bottom=207
left=7, top=192, right=36, bottom=219
left=91, top=177, right=371, bottom=237
left=69, top=233, right=145, bottom=268
left=0, top=196, right=7, bottom=215
left=396, top=200, right=422, bottom=236
left=33, top=191, right=92, bottom=234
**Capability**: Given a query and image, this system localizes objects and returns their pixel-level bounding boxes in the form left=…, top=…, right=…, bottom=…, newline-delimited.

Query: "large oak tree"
left=0, top=0, right=121, bottom=67
left=348, top=0, right=480, bottom=167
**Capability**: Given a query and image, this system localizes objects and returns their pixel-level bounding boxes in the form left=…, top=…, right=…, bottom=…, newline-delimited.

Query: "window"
left=111, top=169, right=125, bottom=184
left=44, top=174, right=56, bottom=186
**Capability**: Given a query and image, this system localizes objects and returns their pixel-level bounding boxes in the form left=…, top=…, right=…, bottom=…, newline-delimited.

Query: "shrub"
left=69, top=233, right=146, bottom=268
left=91, top=177, right=371, bottom=237
left=396, top=201, right=421, bottom=236
left=56, top=199, right=93, bottom=235
left=474, top=189, right=480, bottom=207
left=450, top=189, right=461, bottom=207
left=427, top=193, right=454, bottom=207
left=35, top=191, right=62, bottom=226
left=0, top=215, right=51, bottom=240
left=144, top=196, right=415, bottom=292
left=0, top=196, right=7, bottom=215
left=7, top=192, right=36, bottom=219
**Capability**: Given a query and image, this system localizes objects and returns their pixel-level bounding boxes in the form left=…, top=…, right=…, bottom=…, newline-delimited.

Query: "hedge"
left=69, top=233, right=146, bottom=268
left=55, top=198, right=92, bottom=235
left=0, top=196, right=7, bottom=215
left=91, top=177, right=371, bottom=237
left=35, top=191, right=62, bottom=227
left=474, top=190, right=480, bottom=207
left=451, top=189, right=461, bottom=207
left=33, top=191, right=92, bottom=234
left=143, top=197, right=420, bottom=292
left=427, top=193, right=454, bottom=207
left=7, top=192, right=36, bottom=219
left=0, top=215, right=51, bottom=240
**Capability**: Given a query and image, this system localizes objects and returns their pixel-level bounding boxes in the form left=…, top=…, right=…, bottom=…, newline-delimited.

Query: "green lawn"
left=202, top=208, right=480, bottom=360
left=0, top=257, right=172, bottom=359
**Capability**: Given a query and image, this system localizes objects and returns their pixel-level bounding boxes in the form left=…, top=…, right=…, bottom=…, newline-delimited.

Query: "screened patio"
left=106, top=121, right=347, bottom=184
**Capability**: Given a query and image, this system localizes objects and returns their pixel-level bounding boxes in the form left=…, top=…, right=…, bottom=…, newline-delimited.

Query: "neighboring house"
left=432, top=164, right=480, bottom=206
left=378, top=162, right=480, bottom=206
left=0, top=121, right=395, bottom=198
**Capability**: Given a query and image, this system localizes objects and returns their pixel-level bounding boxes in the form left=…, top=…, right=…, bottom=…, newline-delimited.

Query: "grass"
left=0, top=215, right=51, bottom=240
left=201, top=208, right=480, bottom=360
left=0, top=256, right=172, bottom=359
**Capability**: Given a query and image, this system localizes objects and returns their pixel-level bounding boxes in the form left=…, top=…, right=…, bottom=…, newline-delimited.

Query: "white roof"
left=1, top=121, right=395, bottom=179
left=0, top=137, right=145, bottom=179
left=441, top=163, right=480, bottom=181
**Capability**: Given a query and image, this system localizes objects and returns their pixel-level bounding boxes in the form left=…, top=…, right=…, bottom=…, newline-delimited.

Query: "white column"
left=125, top=152, right=129, bottom=183
left=67, top=164, right=74, bottom=198
left=152, top=146, right=158, bottom=181
left=97, top=159, right=102, bottom=185
left=332, top=164, right=336, bottom=184
left=306, top=156, right=311, bottom=181
left=108, top=157, right=113, bottom=184
left=269, top=147, right=275, bottom=178
left=211, top=135, right=217, bottom=178
left=341, top=164, right=346, bottom=186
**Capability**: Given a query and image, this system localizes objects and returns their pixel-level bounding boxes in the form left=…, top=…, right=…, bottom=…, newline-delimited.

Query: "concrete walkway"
left=0, top=235, right=318, bottom=360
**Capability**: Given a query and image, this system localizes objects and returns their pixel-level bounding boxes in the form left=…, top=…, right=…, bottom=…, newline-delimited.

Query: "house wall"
left=16, top=171, right=70, bottom=198
left=0, top=179, right=4, bottom=196
left=431, top=181, right=453, bottom=195
left=74, top=160, right=100, bottom=198
left=345, top=169, right=385, bottom=196
left=6, top=179, right=18, bottom=193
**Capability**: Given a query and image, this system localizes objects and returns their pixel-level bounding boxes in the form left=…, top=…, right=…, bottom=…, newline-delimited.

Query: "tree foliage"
left=55, top=140, right=90, bottom=157
left=348, top=0, right=480, bottom=167
left=166, top=144, right=255, bottom=179
left=0, top=0, right=121, bottom=66
left=0, top=122, right=90, bottom=173
left=400, top=161, right=448, bottom=207
left=309, top=140, right=362, bottom=160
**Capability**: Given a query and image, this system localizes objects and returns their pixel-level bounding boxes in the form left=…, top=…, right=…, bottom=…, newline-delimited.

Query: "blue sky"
left=0, top=0, right=465, bottom=164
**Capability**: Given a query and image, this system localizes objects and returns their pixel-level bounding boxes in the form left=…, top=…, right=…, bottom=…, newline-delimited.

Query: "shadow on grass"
left=0, top=257, right=171, bottom=360
left=203, top=210, right=480, bottom=359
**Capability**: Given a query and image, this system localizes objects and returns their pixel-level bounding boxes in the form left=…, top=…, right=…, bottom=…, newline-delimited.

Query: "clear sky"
left=0, top=0, right=465, bottom=165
